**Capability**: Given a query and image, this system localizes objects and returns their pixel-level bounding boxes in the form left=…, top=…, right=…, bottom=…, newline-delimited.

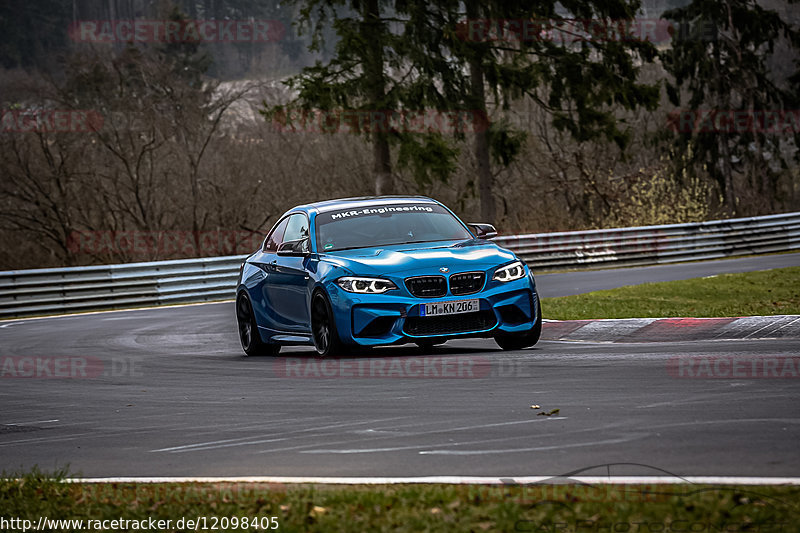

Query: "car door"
left=264, top=213, right=312, bottom=333
left=250, top=216, right=289, bottom=330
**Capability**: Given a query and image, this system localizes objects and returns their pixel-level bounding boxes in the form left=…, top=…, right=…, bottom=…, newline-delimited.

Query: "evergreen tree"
left=0, top=0, right=70, bottom=71
left=267, top=0, right=468, bottom=195
left=438, top=0, right=661, bottom=222
left=273, top=0, right=660, bottom=219
left=661, top=0, right=800, bottom=214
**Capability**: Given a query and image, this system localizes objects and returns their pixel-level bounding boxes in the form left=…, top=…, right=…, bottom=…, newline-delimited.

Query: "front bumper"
left=327, top=274, right=539, bottom=347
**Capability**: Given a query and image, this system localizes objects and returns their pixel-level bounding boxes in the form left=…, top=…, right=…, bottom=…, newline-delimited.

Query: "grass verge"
left=542, top=266, right=800, bottom=320
left=2, top=470, right=799, bottom=532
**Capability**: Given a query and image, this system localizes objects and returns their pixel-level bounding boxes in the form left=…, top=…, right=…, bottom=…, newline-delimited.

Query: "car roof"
left=294, top=196, right=440, bottom=215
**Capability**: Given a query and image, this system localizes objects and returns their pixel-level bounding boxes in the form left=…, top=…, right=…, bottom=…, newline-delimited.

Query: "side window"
left=263, top=217, right=289, bottom=252
left=283, top=214, right=309, bottom=243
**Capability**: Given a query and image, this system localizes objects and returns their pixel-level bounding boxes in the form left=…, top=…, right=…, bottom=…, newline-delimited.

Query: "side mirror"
left=277, top=238, right=310, bottom=257
left=469, top=223, right=498, bottom=240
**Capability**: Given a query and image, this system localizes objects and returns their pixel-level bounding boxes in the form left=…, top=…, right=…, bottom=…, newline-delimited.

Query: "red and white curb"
left=541, top=315, right=800, bottom=343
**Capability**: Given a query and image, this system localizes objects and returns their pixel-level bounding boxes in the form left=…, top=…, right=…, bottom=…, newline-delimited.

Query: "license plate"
left=420, top=299, right=479, bottom=317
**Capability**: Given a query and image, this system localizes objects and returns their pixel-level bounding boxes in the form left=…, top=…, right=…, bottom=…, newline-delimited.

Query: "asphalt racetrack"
left=1, top=253, right=798, bottom=478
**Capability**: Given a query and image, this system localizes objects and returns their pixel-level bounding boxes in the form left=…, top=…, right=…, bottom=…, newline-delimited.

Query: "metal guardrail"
left=1, top=212, right=799, bottom=318
left=493, top=211, right=800, bottom=270
left=0, top=256, right=246, bottom=318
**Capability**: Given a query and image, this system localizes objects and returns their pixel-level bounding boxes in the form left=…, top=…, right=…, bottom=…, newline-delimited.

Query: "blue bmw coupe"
left=235, top=196, right=541, bottom=356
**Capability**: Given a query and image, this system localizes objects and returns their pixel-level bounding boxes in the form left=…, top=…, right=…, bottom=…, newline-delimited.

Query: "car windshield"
left=315, top=203, right=473, bottom=252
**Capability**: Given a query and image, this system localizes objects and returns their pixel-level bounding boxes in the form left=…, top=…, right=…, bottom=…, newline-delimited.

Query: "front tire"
left=311, top=291, right=344, bottom=357
left=236, top=293, right=280, bottom=356
left=494, top=294, right=542, bottom=351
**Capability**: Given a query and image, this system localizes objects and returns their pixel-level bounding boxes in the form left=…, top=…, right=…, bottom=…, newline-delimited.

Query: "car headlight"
left=337, top=277, right=398, bottom=294
left=492, top=261, right=526, bottom=282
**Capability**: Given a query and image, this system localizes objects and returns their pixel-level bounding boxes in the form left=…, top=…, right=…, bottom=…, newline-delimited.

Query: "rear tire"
left=311, top=291, right=344, bottom=357
left=236, top=293, right=280, bottom=356
left=494, top=294, right=542, bottom=351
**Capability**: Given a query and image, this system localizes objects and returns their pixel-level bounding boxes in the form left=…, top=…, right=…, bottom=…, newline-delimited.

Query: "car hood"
left=321, top=240, right=517, bottom=277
